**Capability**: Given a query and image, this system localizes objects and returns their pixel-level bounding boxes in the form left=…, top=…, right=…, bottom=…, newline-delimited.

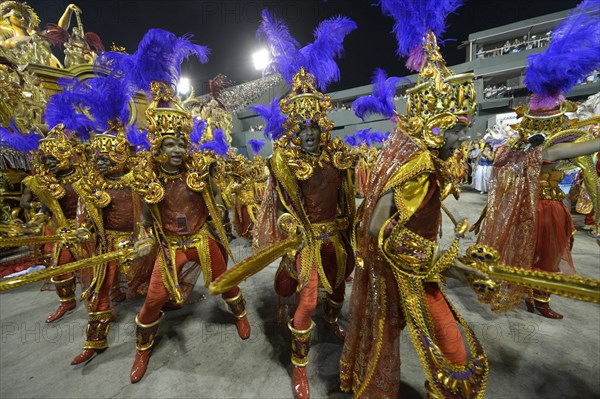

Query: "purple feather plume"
left=524, top=0, right=600, bottom=109
left=344, top=134, right=359, bottom=147
left=352, top=68, right=408, bottom=120
left=43, top=87, right=94, bottom=141
left=57, top=76, right=135, bottom=134
left=344, top=128, right=387, bottom=147
left=377, top=0, right=464, bottom=71
left=96, top=29, right=210, bottom=92
left=126, top=126, right=150, bottom=152
left=200, top=128, right=229, bottom=156
left=256, top=10, right=302, bottom=84
left=300, top=16, right=357, bottom=90
left=0, top=120, right=42, bottom=152
left=248, top=139, right=265, bottom=154
left=257, top=10, right=356, bottom=91
left=249, top=97, right=286, bottom=141
left=190, top=119, right=208, bottom=145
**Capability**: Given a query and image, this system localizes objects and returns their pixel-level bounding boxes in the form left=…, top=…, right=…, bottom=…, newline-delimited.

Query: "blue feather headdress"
left=344, top=128, right=387, bottom=147
left=96, top=29, right=210, bottom=93
left=43, top=86, right=95, bottom=141
left=54, top=76, right=136, bottom=136
left=126, top=127, right=150, bottom=152
left=352, top=68, right=409, bottom=120
left=378, top=0, right=463, bottom=72
left=249, top=97, right=286, bottom=141
left=524, top=0, right=600, bottom=110
left=190, top=118, right=209, bottom=147
left=257, top=10, right=356, bottom=91
left=0, top=119, right=42, bottom=153
left=248, top=139, right=265, bottom=155
left=199, top=128, right=229, bottom=156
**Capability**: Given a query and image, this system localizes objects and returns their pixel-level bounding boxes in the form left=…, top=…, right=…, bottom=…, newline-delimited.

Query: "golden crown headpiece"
left=145, top=81, right=194, bottom=151
left=404, top=32, right=476, bottom=148
left=513, top=101, right=577, bottom=142
left=278, top=67, right=334, bottom=147
left=89, top=123, right=132, bottom=172
left=1, top=1, right=40, bottom=29
left=37, top=123, right=76, bottom=170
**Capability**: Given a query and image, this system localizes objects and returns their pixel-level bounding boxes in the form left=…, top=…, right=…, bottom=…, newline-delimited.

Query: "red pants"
left=424, top=283, right=467, bottom=365
left=289, top=242, right=351, bottom=330
left=54, top=247, right=75, bottom=284
left=89, top=260, right=119, bottom=312
left=138, top=238, right=239, bottom=324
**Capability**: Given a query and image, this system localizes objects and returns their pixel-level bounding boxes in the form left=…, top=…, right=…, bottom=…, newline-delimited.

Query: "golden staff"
left=209, top=234, right=302, bottom=295
left=0, top=241, right=144, bottom=292
left=0, top=229, right=90, bottom=248
left=463, top=244, right=600, bottom=304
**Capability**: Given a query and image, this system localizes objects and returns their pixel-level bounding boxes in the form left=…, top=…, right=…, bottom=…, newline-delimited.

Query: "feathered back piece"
left=524, top=0, right=600, bottom=110
left=257, top=9, right=356, bottom=91
left=249, top=97, right=286, bottom=141
left=248, top=138, right=265, bottom=155
left=352, top=68, right=408, bottom=120
left=378, top=0, right=463, bottom=71
left=96, top=29, right=210, bottom=92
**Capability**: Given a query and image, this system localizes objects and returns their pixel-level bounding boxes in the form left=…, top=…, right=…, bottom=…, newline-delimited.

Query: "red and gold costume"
left=231, top=152, right=267, bottom=239
left=253, top=66, right=358, bottom=398
left=476, top=104, right=598, bottom=318
left=127, top=82, right=250, bottom=383
left=70, top=130, right=142, bottom=365
left=475, top=1, right=600, bottom=318
left=340, top=32, right=488, bottom=399
left=22, top=124, right=87, bottom=323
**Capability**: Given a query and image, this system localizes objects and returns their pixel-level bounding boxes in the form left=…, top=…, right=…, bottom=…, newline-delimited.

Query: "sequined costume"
left=340, top=2, right=488, bottom=397
left=22, top=124, right=87, bottom=323
left=251, top=10, right=357, bottom=398
left=475, top=0, right=600, bottom=318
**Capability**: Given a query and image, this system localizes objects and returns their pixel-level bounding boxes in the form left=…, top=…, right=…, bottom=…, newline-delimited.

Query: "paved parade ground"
left=1, top=189, right=598, bottom=399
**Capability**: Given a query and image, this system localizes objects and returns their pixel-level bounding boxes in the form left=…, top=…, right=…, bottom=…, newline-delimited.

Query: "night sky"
left=27, top=0, right=581, bottom=94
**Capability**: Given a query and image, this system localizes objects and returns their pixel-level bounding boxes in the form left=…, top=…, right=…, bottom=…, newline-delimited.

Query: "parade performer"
left=20, top=122, right=89, bottom=323
left=340, top=1, right=489, bottom=398
left=250, top=10, right=357, bottom=398
left=475, top=0, right=600, bottom=319
left=97, top=28, right=251, bottom=383
left=59, top=75, right=145, bottom=365
left=231, top=139, right=266, bottom=239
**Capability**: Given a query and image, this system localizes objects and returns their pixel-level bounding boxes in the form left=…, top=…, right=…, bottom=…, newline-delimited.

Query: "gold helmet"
left=89, top=124, right=132, bottom=173
left=145, top=81, right=194, bottom=162
left=278, top=67, right=334, bottom=149
left=403, top=33, right=476, bottom=149
left=36, top=123, right=77, bottom=171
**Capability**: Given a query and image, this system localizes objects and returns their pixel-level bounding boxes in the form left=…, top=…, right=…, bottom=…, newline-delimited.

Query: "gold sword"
left=209, top=234, right=303, bottom=295
left=463, top=244, right=600, bottom=303
left=0, top=241, right=145, bottom=292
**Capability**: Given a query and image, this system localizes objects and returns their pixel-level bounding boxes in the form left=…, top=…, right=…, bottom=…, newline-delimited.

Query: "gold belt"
left=310, top=217, right=349, bottom=241
left=539, top=185, right=565, bottom=201
left=163, top=226, right=208, bottom=250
